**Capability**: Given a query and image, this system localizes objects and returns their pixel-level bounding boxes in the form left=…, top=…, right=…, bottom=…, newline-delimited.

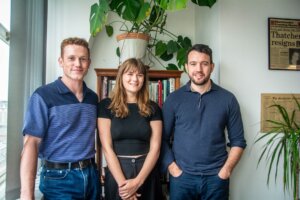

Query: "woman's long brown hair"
left=109, top=58, right=151, bottom=118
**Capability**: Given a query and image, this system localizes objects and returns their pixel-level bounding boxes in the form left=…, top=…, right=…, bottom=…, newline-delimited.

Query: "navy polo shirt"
left=161, top=81, right=246, bottom=175
left=22, top=78, right=98, bottom=162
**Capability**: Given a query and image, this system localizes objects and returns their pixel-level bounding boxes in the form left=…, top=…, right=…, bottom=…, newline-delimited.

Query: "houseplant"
left=255, top=96, right=300, bottom=200
left=89, top=0, right=217, bottom=70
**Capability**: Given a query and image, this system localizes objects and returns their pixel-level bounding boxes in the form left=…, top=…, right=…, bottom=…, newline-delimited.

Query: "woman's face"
left=122, top=68, right=144, bottom=96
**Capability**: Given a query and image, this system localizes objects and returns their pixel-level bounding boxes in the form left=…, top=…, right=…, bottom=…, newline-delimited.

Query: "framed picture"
left=261, top=93, right=300, bottom=132
left=268, top=17, right=300, bottom=70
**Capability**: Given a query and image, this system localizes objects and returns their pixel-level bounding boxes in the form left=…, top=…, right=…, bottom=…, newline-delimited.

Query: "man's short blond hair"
left=60, top=37, right=90, bottom=58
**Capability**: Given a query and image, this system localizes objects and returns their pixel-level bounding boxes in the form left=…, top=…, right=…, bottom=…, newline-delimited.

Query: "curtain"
left=5, top=0, right=47, bottom=198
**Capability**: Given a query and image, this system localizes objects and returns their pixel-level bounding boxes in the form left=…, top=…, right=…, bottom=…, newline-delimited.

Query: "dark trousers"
left=104, top=156, right=163, bottom=200
left=169, top=172, right=229, bottom=200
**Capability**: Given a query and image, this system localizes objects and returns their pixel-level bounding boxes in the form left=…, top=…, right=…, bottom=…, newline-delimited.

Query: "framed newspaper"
left=261, top=93, right=300, bottom=132
left=268, top=17, right=300, bottom=70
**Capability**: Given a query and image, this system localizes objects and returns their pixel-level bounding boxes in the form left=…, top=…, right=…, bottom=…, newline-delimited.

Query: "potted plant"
left=255, top=96, right=300, bottom=200
left=89, top=0, right=217, bottom=70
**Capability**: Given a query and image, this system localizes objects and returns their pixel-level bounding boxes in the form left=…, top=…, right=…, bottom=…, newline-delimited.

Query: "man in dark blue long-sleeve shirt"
left=161, top=44, right=246, bottom=200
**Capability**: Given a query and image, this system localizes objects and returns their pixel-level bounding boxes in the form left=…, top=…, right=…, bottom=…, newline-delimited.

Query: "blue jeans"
left=39, top=165, right=101, bottom=200
left=169, top=172, right=229, bottom=200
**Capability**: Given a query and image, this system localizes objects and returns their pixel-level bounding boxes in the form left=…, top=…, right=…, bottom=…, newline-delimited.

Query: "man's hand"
left=218, top=147, right=244, bottom=180
left=168, top=162, right=182, bottom=177
left=218, top=167, right=231, bottom=180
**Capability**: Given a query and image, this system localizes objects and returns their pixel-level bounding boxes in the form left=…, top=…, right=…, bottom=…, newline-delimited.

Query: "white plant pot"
left=116, top=32, right=150, bottom=63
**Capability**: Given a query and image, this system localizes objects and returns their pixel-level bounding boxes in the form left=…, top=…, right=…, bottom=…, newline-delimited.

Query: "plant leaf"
left=266, top=137, right=282, bottom=184
left=167, top=0, right=188, bottom=10
left=89, top=0, right=109, bottom=36
left=105, top=25, right=114, bottom=37
left=181, top=37, right=192, bottom=49
left=110, top=0, right=141, bottom=22
left=176, top=48, right=187, bottom=68
left=148, top=5, right=166, bottom=28
left=160, top=51, right=173, bottom=61
left=136, top=3, right=151, bottom=24
left=155, top=41, right=167, bottom=56
left=293, top=96, right=300, bottom=110
left=167, top=40, right=178, bottom=54
left=166, top=63, right=179, bottom=70
left=177, top=35, right=183, bottom=43
left=156, top=0, right=168, bottom=10
left=116, top=47, right=120, bottom=57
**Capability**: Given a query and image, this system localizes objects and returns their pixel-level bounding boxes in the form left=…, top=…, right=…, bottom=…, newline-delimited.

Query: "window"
left=0, top=0, right=10, bottom=198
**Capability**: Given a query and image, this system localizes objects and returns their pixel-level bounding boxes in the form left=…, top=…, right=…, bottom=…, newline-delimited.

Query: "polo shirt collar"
left=55, top=77, right=88, bottom=95
left=184, top=80, right=219, bottom=93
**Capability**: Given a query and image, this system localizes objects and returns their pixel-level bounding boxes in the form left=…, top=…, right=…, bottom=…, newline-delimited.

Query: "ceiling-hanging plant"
left=89, top=0, right=217, bottom=70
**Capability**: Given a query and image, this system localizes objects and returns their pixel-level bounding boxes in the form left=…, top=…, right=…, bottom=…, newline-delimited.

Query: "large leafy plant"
left=89, top=0, right=217, bottom=70
left=255, top=96, right=300, bottom=200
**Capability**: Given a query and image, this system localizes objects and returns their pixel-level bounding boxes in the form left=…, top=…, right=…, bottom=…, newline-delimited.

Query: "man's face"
left=292, top=52, right=300, bottom=60
left=185, top=51, right=214, bottom=86
left=58, top=44, right=90, bottom=82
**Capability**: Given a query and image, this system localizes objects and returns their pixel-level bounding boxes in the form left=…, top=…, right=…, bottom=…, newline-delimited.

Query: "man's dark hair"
left=186, top=44, right=213, bottom=64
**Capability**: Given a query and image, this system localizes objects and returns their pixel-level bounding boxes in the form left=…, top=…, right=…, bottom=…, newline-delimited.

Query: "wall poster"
left=268, top=17, right=300, bottom=70
left=261, top=93, right=300, bottom=132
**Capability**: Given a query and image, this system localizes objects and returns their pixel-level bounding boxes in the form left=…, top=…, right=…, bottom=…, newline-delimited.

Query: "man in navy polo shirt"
left=20, top=37, right=100, bottom=199
left=161, top=44, right=246, bottom=200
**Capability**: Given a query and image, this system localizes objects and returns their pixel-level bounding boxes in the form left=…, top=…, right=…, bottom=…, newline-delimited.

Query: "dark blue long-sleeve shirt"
left=161, top=81, right=246, bottom=175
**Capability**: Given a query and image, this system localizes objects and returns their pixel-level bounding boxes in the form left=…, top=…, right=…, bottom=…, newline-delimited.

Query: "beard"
left=189, top=73, right=211, bottom=86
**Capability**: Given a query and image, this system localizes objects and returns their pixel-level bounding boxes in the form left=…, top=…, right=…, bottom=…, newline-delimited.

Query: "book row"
left=101, top=77, right=176, bottom=107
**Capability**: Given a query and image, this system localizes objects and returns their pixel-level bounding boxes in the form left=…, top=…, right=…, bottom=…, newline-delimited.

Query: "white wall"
left=46, top=0, right=94, bottom=83
left=196, top=0, right=300, bottom=199
left=195, top=2, right=221, bottom=84
left=47, top=1, right=300, bottom=199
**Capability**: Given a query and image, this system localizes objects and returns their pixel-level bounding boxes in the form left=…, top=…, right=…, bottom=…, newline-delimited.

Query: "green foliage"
left=166, top=63, right=179, bottom=70
left=105, top=25, right=113, bottom=37
left=255, top=96, right=300, bottom=200
left=89, top=0, right=217, bottom=70
left=89, top=0, right=109, bottom=37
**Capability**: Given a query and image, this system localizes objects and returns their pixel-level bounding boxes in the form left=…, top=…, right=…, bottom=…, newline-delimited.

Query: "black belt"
left=43, top=158, right=95, bottom=169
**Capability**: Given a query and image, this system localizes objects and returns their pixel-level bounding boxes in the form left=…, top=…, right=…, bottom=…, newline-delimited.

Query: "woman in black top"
left=98, top=58, right=163, bottom=200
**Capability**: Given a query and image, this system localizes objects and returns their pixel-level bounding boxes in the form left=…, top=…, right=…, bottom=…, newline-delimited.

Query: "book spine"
left=108, top=80, right=116, bottom=97
left=158, top=80, right=163, bottom=107
left=152, top=82, right=158, bottom=103
left=101, top=77, right=108, bottom=99
left=163, top=79, right=168, bottom=104
left=169, top=78, right=175, bottom=93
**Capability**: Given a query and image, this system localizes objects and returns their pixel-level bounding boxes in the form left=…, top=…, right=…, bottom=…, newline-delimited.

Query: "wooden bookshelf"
left=94, top=68, right=183, bottom=186
left=95, top=68, right=182, bottom=100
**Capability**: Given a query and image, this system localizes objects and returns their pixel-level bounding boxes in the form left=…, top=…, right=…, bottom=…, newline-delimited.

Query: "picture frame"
left=268, top=17, right=300, bottom=70
left=261, top=93, right=300, bottom=132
